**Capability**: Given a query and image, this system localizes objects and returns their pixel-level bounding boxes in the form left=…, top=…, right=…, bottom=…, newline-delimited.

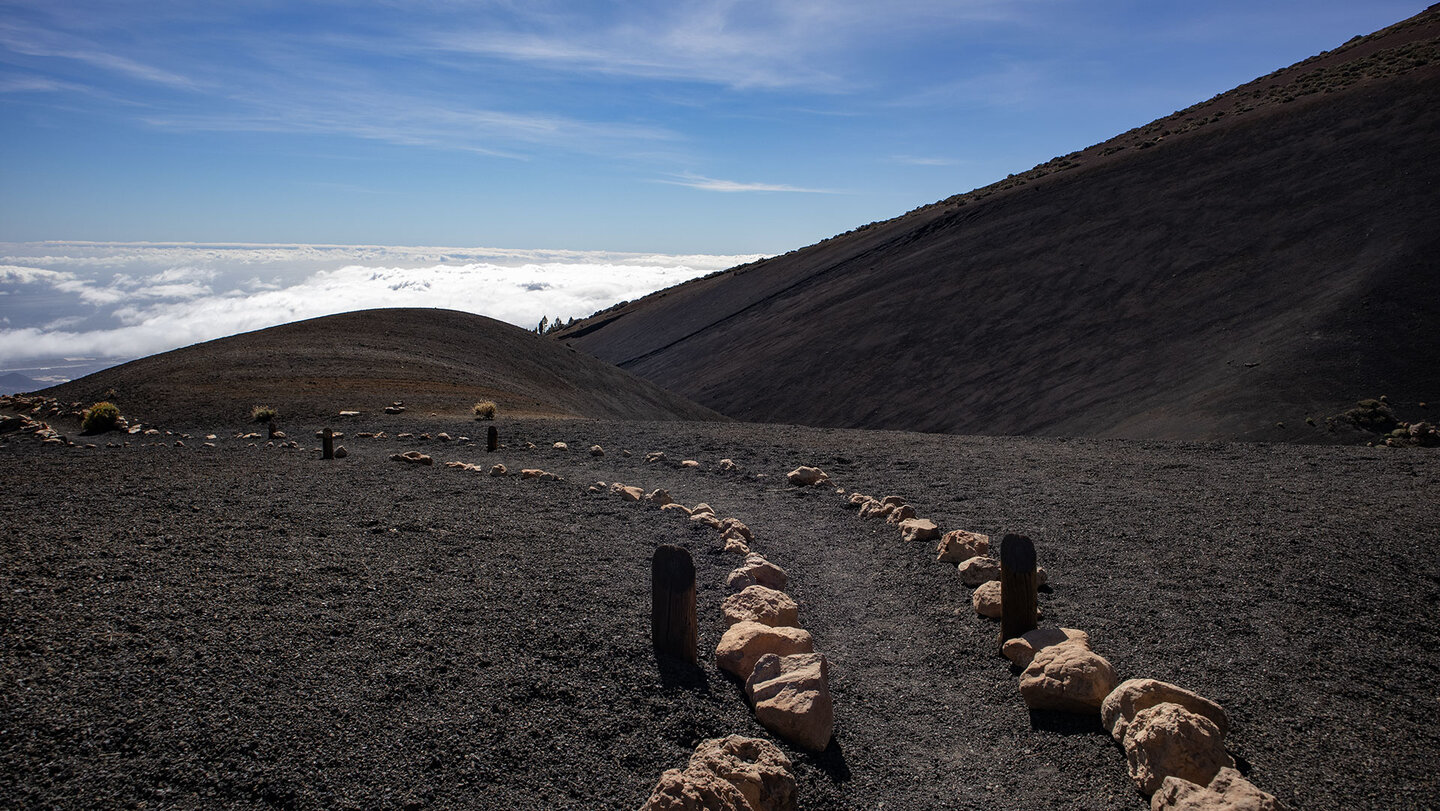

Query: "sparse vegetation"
left=251, top=405, right=278, bottom=424
left=473, top=401, right=497, bottom=421
left=81, top=401, right=120, bottom=433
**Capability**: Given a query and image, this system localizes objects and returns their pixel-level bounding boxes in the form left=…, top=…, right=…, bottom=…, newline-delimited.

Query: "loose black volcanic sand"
left=3, top=417, right=1438, bottom=809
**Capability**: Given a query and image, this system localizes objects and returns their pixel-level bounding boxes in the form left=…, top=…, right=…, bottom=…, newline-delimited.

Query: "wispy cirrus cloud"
left=0, top=22, right=199, bottom=89
left=658, top=173, right=840, bottom=194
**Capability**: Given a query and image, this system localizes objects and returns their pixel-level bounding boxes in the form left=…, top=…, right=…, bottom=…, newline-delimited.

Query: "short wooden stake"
left=487, top=426, right=498, bottom=453
left=322, top=427, right=334, bottom=460
left=267, top=418, right=278, bottom=439
left=998, top=533, right=1039, bottom=653
left=651, top=544, right=697, bottom=664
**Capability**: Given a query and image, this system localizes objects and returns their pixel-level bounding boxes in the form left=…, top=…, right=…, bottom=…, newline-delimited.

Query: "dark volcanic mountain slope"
left=42, top=308, right=726, bottom=427
left=559, top=8, right=1440, bottom=442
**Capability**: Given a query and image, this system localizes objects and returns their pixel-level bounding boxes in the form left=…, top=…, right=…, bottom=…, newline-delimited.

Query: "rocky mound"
left=557, top=7, right=1440, bottom=443
left=40, top=308, right=726, bottom=428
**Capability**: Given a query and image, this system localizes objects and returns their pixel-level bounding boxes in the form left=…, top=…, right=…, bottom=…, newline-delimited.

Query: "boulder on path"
left=724, top=537, right=752, bottom=555
left=681, top=460, right=702, bottom=468
left=727, top=554, right=788, bottom=592
left=390, top=451, right=433, bottom=465
left=715, top=622, right=814, bottom=680
left=719, top=458, right=740, bottom=471
left=1103, top=679, right=1231, bottom=742
left=691, top=503, right=716, bottom=517
left=618, top=485, right=645, bottom=501
left=1019, top=644, right=1118, bottom=714
left=899, top=517, right=940, bottom=542
left=958, top=555, right=1002, bottom=585
left=723, top=586, right=799, bottom=628
left=720, top=518, right=753, bottom=542
left=489, top=464, right=507, bottom=476
left=858, top=499, right=891, bottom=518
left=661, top=503, right=691, bottom=515
left=645, top=451, right=666, bottom=463
left=333, top=445, right=348, bottom=458
left=1124, top=703, right=1235, bottom=796
left=639, top=734, right=797, bottom=811
left=747, top=653, right=835, bottom=752
left=846, top=492, right=870, bottom=508
left=972, top=580, right=1004, bottom=618
left=589, top=444, right=605, bottom=457
left=786, top=466, right=829, bottom=486
left=647, top=489, right=675, bottom=506
left=1002, top=627, right=1091, bottom=669
left=1151, top=767, right=1286, bottom=811
left=936, top=530, right=991, bottom=563
left=552, top=441, right=568, bottom=450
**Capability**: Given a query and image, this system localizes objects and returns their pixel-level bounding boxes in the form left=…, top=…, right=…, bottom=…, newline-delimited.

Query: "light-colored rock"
left=489, top=464, right=507, bottom=476
left=691, top=503, right=716, bottom=517
left=390, top=451, right=433, bottom=465
left=1151, top=767, right=1285, bottom=811
left=1104, top=679, right=1231, bottom=742
left=691, top=513, right=723, bottom=529
left=1002, top=627, right=1091, bottom=669
left=720, top=518, right=753, bottom=542
left=661, top=503, right=692, bottom=515
left=640, top=734, right=797, bottom=811
left=1019, top=643, right=1118, bottom=714
left=645, top=451, right=666, bottom=463
left=881, top=495, right=906, bottom=508
left=936, top=530, right=992, bottom=563
left=719, top=458, right=739, bottom=471
left=958, top=555, right=1002, bottom=586
left=715, top=622, right=814, bottom=680
left=618, top=485, right=645, bottom=501
left=747, top=653, right=834, bottom=752
left=589, top=444, right=604, bottom=457
left=520, top=468, right=545, bottom=479
left=899, top=517, right=941, bottom=542
left=723, top=586, right=799, bottom=628
left=552, top=441, right=568, bottom=450
left=846, top=492, right=870, bottom=508
left=858, top=498, right=891, bottom=518
left=786, top=466, right=829, bottom=486
left=681, top=459, right=701, bottom=468
left=723, top=537, right=751, bottom=555
left=339, top=410, right=360, bottom=417
left=436, top=432, right=452, bottom=441
left=647, top=489, right=674, bottom=506
left=885, top=504, right=917, bottom=525
left=972, top=580, right=1004, bottom=618
left=727, top=555, right=788, bottom=592
left=1124, top=703, right=1235, bottom=796
left=333, top=445, right=348, bottom=458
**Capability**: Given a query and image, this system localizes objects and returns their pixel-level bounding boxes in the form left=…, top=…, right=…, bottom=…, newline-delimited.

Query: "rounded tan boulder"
left=936, top=530, right=991, bottom=563
left=723, top=586, right=800, bottom=628
left=727, top=554, right=788, bottom=592
left=972, top=580, right=1003, bottom=618
left=899, top=517, right=940, bottom=542
left=640, top=734, right=797, bottom=811
left=1102, top=678, right=1231, bottom=742
left=1123, top=702, right=1235, bottom=796
left=715, top=622, right=814, bottom=679
left=746, top=653, right=835, bottom=752
left=1002, top=627, right=1091, bottom=669
left=1151, top=766, right=1285, bottom=810
left=1019, top=644, right=1118, bottom=714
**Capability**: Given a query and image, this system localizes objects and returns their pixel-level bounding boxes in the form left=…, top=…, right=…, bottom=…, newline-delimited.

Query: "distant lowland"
left=27, top=7, right=1440, bottom=445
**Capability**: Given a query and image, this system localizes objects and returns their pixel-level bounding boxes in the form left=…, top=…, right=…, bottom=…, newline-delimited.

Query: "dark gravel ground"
left=3, top=416, right=1438, bottom=810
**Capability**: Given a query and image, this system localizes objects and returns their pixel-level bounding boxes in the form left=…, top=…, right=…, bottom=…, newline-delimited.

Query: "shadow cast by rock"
left=1028, top=709, right=1106, bottom=736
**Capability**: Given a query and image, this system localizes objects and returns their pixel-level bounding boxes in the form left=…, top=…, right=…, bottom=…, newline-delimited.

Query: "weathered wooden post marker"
left=322, top=427, right=334, bottom=460
left=998, top=533, right=1039, bottom=653
left=651, top=544, right=697, bottom=664
left=487, top=425, right=498, bottom=453
left=267, top=418, right=278, bottom=439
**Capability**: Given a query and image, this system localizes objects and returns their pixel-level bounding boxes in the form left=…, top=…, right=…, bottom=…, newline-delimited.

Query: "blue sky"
left=0, top=1, right=1428, bottom=255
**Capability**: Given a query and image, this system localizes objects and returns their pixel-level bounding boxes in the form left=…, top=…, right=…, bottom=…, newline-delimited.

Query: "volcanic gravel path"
left=3, top=416, right=1438, bottom=809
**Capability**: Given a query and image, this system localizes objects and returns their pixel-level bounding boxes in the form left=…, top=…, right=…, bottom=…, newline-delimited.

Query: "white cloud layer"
left=0, top=242, right=760, bottom=374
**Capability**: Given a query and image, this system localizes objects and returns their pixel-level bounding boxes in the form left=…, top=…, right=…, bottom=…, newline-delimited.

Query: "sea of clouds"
left=0, top=242, right=761, bottom=384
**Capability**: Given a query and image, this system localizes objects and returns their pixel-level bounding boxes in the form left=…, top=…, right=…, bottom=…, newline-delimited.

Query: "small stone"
left=723, top=586, right=799, bottom=628
left=489, top=464, right=507, bottom=476
left=846, top=492, right=870, bottom=508
left=1123, top=703, right=1235, bottom=796
left=680, top=459, right=701, bottom=468
left=645, top=451, right=666, bottom=463
left=1102, top=679, right=1231, bottom=742
left=718, top=458, right=739, bottom=471
left=727, top=555, right=788, bottom=592
left=723, top=538, right=751, bottom=555
left=936, top=530, right=991, bottom=563
left=899, top=518, right=940, bottom=542
left=589, top=444, right=604, bottom=457
left=520, top=468, right=544, bottom=479
left=660, top=503, right=691, bottom=515
left=719, top=518, right=753, bottom=542
left=646, top=489, right=674, bottom=506
left=715, top=622, right=814, bottom=680
left=552, top=441, right=568, bottom=450
left=333, top=445, right=348, bottom=458
left=436, top=432, right=452, bottom=441
left=972, top=580, right=1003, bottom=618
left=639, top=735, right=796, bottom=811
left=786, top=466, right=829, bottom=486
left=958, top=555, right=1002, bottom=586
left=1019, top=644, right=1118, bottom=714
left=618, top=485, right=645, bottom=501
left=886, top=504, right=917, bottom=525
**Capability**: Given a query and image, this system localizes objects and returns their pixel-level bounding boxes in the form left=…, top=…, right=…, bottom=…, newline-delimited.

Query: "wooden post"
left=487, top=426, right=498, bottom=452
left=267, top=418, right=278, bottom=439
left=998, top=533, right=1039, bottom=653
left=652, top=544, right=697, bottom=664
left=322, top=427, right=334, bottom=460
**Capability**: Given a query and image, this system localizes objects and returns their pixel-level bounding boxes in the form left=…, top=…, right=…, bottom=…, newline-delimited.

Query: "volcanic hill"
left=556, top=7, right=1440, bottom=442
left=41, top=308, right=725, bottom=427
